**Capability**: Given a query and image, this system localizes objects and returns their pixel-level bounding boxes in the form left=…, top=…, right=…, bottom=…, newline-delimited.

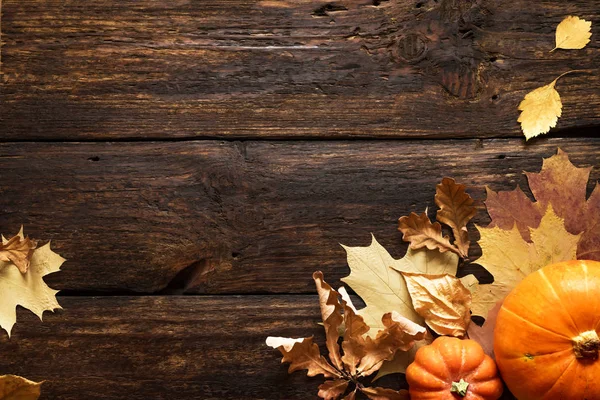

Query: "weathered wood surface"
left=0, top=138, right=597, bottom=294
left=0, top=296, right=516, bottom=400
left=1, top=0, right=598, bottom=140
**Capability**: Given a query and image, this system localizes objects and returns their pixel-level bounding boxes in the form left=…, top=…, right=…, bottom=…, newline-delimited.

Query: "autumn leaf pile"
left=266, top=149, right=600, bottom=398
left=267, top=272, right=425, bottom=399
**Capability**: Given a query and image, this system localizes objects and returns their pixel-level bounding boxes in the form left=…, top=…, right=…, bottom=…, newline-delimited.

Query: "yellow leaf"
left=341, top=235, right=458, bottom=334
left=0, top=229, right=64, bottom=336
left=471, top=205, right=580, bottom=318
left=0, top=375, right=42, bottom=400
left=401, top=273, right=472, bottom=337
left=552, top=16, right=592, bottom=51
left=517, top=79, right=562, bottom=140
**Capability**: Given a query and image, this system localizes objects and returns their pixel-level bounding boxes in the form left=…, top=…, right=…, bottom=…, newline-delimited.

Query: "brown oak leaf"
left=398, top=212, right=459, bottom=256
left=0, top=228, right=37, bottom=274
left=267, top=272, right=427, bottom=399
left=435, top=178, right=476, bottom=258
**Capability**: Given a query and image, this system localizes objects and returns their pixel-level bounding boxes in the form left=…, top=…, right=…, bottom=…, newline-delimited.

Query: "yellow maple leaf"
left=0, top=375, right=42, bottom=400
left=517, top=78, right=562, bottom=140
left=0, top=229, right=64, bottom=336
left=341, top=234, right=459, bottom=334
left=552, top=16, right=592, bottom=52
left=471, top=205, right=580, bottom=319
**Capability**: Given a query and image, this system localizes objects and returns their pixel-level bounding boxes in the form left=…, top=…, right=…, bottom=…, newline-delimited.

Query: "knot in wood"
left=394, top=33, right=428, bottom=63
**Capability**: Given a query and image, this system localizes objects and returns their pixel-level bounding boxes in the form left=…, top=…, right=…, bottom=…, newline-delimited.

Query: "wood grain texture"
left=1, top=295, right=516, bottom=400
left=1, top=0, right=598, bottom=140
left=0, top=138, right=598, bottom=294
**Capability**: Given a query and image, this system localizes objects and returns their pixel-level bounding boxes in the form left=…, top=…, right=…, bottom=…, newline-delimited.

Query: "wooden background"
left=0, top=0, right=599, bottom=398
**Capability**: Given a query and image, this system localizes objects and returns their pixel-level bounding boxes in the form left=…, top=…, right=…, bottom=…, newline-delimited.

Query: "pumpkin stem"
left=572, top=330, right=600, bottom=360
left=450, top=379, right=469, bottom=397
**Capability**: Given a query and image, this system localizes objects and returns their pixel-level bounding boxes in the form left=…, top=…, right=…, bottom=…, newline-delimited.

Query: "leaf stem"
left=552, top=70, right=587, bottom=86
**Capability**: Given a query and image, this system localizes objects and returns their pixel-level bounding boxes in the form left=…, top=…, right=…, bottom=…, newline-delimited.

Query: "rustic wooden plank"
left=1, top=0, right=598, bottom=139
left=0, top=138, right=598, bottom=294
left=1, top=295, right=515, bottom=400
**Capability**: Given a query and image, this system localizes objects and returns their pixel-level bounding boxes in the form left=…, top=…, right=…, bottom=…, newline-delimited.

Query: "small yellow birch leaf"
left=341, top=235, right=458, bottom=335
left=471, top=205, right=580, bottom=318
left=0, top=375, right=42, bottom=400
left=517, top=79, right=562, bottom=140
left=0, top=232, right=64, bottom=336
left=552, top=16, right=592, bottom=51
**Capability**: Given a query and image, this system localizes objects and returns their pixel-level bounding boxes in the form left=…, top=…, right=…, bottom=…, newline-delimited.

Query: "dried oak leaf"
left=0, top=229, right=64, bottom=336
left=0, top=228, right=37, bottom=274
left=486, top=149, right=600, bottom=261
left=472, top=205, right=580, bottom=319
left=467, top=299, right=503, bottom=359
left=435, top=177, right=476, bottom=258
left=400, top=272, right=472, bottom=337
left=341, top=234, right=459, bottom=333
left=398, top=212, right=459, bottom=256
left=267, top=272, right=426, bottom=400
left=552, top=16, right=592, bottom=51
left=0, top=375, right=42, bottom=400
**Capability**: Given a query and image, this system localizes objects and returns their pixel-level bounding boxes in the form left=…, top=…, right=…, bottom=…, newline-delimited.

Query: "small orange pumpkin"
left=495, top=260, right=600, bottom=399
left=406, top=336, right=503, bottom=400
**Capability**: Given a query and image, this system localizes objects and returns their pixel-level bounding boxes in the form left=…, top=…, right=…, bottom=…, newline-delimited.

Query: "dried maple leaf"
left=400, top=272, right=472, bottom=337
left=0, top=229, right=64, bottom=336
left=467, top=299, right=503, bottom=359
left=398, top=212, right=460, bottom=256
left=486, top=149, right=600, bottom=261
left=472, top=205, right=580, bottom=318
left=267, top=272, right=426, bottom=400
left=551, top=16, right=592, bottom=52
left=0, top=228, right=37, bottom=274
left=0, top=375, right=42, bottom=400
left=435, top=178, right=476, bottom=258
left=341, top=235, right=458, bottom=333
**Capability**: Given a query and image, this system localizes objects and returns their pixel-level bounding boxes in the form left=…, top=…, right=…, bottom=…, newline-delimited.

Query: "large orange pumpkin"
left=495, top=260, right=600, bottom=399
left=406, top=336, right=503, bottom=400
